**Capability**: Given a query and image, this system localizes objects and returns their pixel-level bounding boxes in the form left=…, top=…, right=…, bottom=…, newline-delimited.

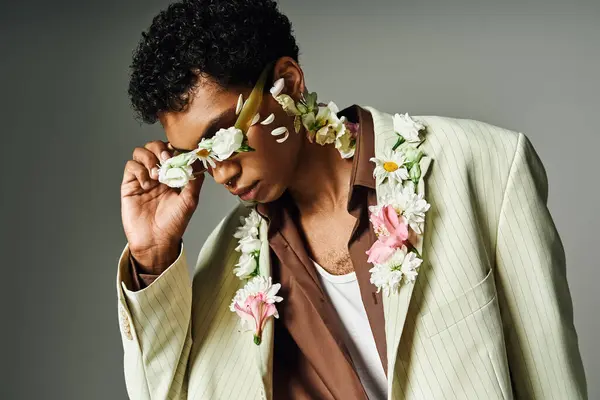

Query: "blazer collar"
left=363, top=105, right=433, bottom=383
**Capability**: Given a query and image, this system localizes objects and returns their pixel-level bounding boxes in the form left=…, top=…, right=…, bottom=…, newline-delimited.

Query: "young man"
left=117, top=0, right=587, bottom=399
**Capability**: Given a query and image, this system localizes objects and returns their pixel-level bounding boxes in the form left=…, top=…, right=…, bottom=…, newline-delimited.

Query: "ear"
left=271, top=56, right=306, bottom=101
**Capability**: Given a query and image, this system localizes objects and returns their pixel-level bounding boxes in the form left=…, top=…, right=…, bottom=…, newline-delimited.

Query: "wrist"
left=130, top=239, right=182, bottom=274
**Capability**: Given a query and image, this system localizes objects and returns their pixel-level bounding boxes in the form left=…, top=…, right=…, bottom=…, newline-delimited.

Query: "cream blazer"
left=116, top=106, right=587, bottom=399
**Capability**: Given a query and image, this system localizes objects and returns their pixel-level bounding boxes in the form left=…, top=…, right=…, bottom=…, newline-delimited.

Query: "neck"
left=287, top=139, right=353, bottom=215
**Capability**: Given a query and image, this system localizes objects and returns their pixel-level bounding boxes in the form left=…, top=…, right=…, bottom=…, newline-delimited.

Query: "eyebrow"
left=170, top=107, right=238, bottom=153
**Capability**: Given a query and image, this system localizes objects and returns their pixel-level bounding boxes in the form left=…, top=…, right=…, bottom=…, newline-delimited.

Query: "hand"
left=120, top=140, right=205, bottom=271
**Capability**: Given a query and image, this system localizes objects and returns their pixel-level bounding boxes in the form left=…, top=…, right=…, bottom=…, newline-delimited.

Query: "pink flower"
left=230, top=276, right=283, bottom=345
left=366, top=205, right=409, bottom=264
left=366, top=240, right=397, bottom=264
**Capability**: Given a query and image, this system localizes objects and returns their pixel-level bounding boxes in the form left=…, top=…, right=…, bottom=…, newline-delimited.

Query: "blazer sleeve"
left=116, top=240, right=193, bottom=400
left=494, top=132, right=587, bottom=399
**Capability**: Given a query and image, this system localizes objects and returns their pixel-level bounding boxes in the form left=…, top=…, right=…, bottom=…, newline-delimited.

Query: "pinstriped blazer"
left=116, top=105, right=587, bottom=399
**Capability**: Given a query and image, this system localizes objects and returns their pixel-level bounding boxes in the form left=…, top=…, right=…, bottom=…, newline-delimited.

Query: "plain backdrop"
left=1, top=0, right=598, bottom=398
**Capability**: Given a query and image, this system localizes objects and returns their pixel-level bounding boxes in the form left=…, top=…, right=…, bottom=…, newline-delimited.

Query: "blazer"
left=116, top=105, right=587, bottom=399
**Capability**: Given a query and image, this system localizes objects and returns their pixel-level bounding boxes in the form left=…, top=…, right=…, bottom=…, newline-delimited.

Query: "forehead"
left=158, top=81, right=242, bottom=150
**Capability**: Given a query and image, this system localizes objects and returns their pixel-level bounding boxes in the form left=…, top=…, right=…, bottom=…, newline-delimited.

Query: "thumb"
left=180, top=173, right=204, bottom=207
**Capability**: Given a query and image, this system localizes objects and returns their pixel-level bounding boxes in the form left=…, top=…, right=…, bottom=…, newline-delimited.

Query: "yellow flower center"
left=383, top=161, right=399, bottom=172
left=196, top=149, right=210, bottom=158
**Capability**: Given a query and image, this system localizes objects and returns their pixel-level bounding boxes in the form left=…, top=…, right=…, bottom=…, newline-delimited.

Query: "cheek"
left=246, top=125, right=300, bottom=180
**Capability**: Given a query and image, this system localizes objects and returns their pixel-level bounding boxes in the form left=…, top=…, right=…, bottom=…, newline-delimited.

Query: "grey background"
left=1, top=0, right=598, bottom=398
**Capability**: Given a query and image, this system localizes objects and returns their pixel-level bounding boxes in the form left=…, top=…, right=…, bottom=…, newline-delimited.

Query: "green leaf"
left=306, top=92, right=318, bottom=109
left=410, top=246, right=421, bottom=258
left=234, top=63, right=271, bottom=132
left=294, top=115, right=302, bottom=133
left=238, top=143, right=255, bottom=152
left=296, top=103, right=307, bottom=114
left=392, top=135, right=405, bottom=151
left=410, top=163, right=421, bottom=183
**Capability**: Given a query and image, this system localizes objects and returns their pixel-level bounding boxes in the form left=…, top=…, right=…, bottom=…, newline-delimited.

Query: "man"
left=117, top=0, right=587, bottom=399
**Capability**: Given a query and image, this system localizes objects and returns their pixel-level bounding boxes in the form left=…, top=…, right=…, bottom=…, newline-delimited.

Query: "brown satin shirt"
left=128, top=104, right=386, bottom=399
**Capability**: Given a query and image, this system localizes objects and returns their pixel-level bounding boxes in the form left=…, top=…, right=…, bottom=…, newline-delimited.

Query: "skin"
left=121, top=57, right=357, bottom=274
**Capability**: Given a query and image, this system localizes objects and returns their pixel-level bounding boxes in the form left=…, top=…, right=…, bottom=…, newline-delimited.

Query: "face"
left=159, top=60, right=305, bottom=203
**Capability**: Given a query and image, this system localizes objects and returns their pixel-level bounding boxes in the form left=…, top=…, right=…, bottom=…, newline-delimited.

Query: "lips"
left=230, top=181, right=258, bottom=197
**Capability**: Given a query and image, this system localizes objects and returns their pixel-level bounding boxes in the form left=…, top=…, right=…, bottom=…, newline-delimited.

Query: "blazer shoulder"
left=416, top=114, right=521, bottom=152
left=362, top=105, right=522, bottom=157
left=412, top=115, right=527, bottom=177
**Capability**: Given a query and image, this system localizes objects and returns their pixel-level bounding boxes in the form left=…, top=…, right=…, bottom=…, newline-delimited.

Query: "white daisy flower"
left=370, top=149, right=409, bottom=185
left=393, top=113, right=425, bottom=143
left=194, top=138, right=217, bottom=169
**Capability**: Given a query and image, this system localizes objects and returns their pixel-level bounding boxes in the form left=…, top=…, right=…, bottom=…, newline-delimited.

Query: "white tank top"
left=312, top=259, right=388, bottom=400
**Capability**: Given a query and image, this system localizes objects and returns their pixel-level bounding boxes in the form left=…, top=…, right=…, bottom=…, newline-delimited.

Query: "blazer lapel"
left=255, top=217, right=274, bottom=399
left=363, top=106, right=433, bottom=386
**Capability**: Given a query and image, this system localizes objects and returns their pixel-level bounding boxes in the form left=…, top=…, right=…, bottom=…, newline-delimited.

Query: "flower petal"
left=276, top=131, right=289, bottom=143
left=235, top=94, right=244, bottom=115
left=271, top=126, right=288, bottom=136
left=270, top=78, right=285, bottom=97
left=260, top=113, right=275, bottom=125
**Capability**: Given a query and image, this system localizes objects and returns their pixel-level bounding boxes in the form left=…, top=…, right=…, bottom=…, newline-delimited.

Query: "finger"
left=123, top=159, right=153, bottom=190
left=133, top=146, right=161, bottom=180
left=145, top=140, right=172, bottom=162
left=144, top=140, right=169, bottom=155
left=180, top=171, right=204, bottom=206
left=166, top=142, right=182, bottom=157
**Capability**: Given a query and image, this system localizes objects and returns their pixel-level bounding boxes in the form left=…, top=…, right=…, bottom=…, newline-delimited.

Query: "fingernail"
left=161, top=151, right=170, bottom=161
left=151, top=167, right=158, bottom=178
left=143, top=181, right=150, bottom=189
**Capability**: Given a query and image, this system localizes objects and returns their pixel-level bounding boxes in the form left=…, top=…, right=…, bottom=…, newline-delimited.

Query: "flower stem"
left=392, top=135, right=405, bottom=151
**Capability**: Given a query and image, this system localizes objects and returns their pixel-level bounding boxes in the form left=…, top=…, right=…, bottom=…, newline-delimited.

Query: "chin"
left=257, top=183, right=285, bottom=204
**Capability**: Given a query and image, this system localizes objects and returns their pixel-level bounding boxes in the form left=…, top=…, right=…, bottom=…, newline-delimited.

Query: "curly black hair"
left=127, top=0, right=300, bottom=124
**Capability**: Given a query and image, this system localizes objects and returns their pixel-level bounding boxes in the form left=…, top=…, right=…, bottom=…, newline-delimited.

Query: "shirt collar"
left=256, top=104, right=376, bottom=232
left=340, top=104, right=376, bottom=191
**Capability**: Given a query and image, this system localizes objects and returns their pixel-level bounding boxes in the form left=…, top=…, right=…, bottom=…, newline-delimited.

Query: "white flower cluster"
left=156, top=126, right=250, bottom=188
left=368, top=113, right=431, bottom=295
left=270, top=79, right=356, bottom=158
left=370, top=180, right=430, bottom=235
left=232, top=209, right=263, bottom=279
left=370, top=113, right=426, bottom=187
left=229, top=209, right=285, bottom=346
left=229, top=276, right=283, bottom=317
left=369, top=245, right=423, bottom=296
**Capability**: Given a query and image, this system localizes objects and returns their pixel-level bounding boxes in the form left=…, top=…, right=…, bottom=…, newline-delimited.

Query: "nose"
left=210, top=159, right=241, bottom=187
